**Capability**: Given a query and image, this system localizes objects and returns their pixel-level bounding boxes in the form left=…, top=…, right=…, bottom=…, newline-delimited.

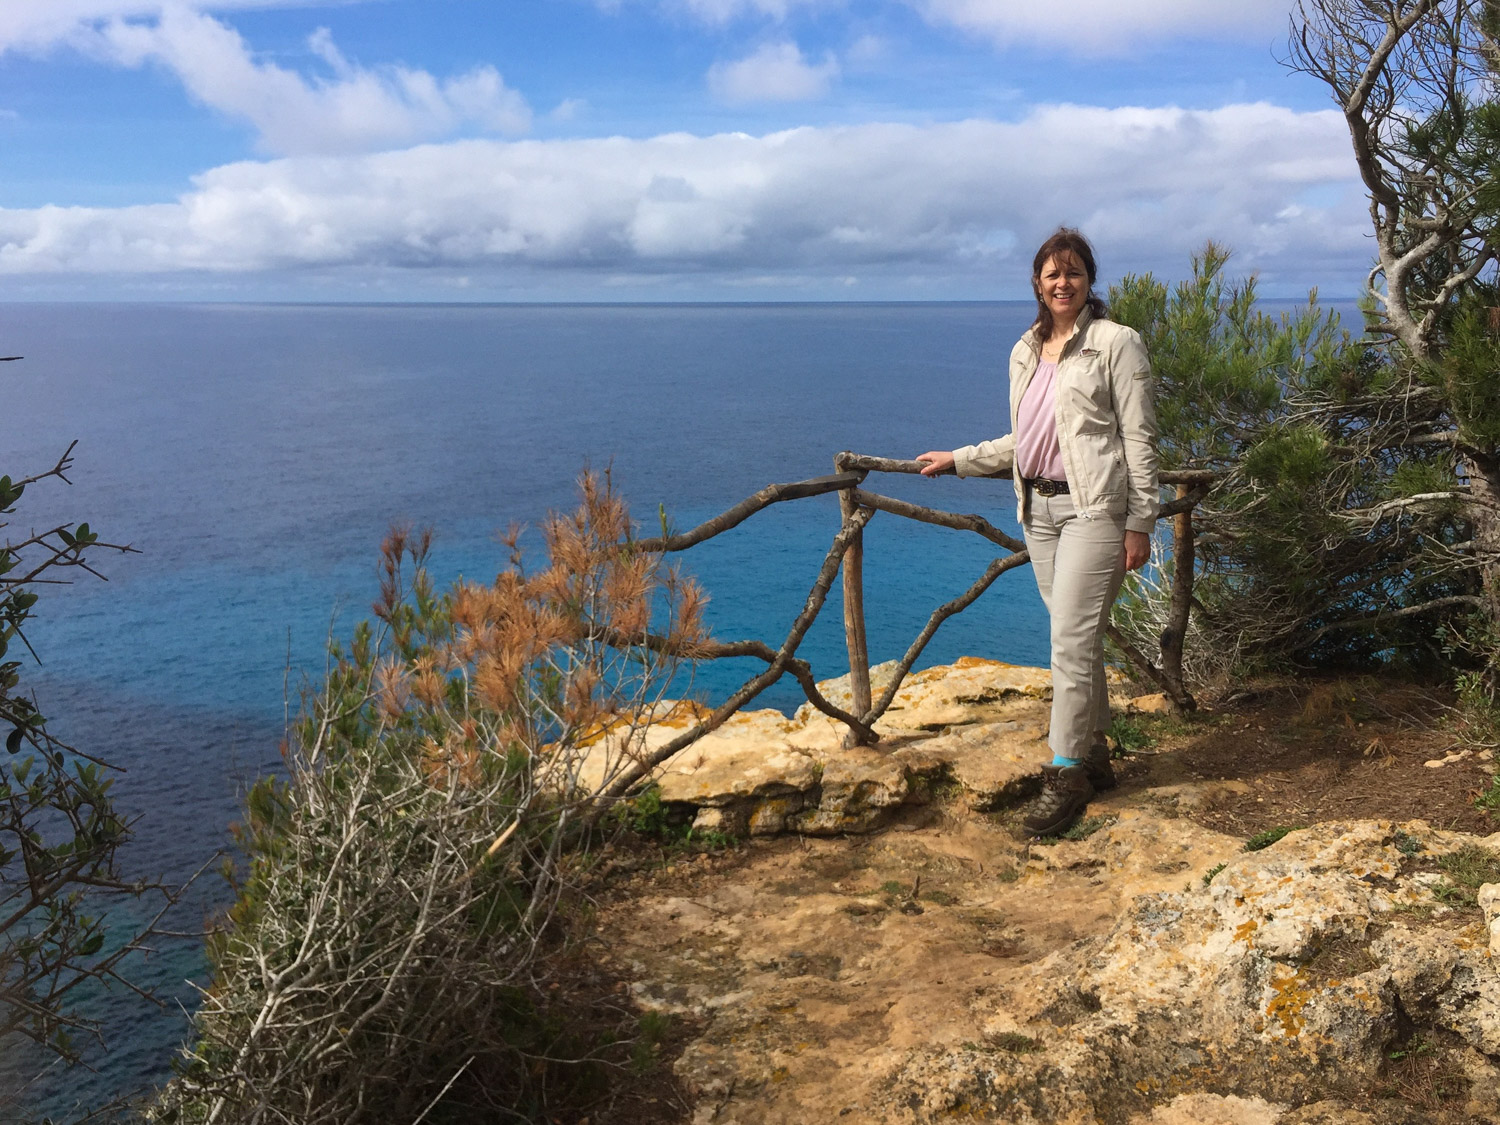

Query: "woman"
left=916, top=228, right=1158, bottom=836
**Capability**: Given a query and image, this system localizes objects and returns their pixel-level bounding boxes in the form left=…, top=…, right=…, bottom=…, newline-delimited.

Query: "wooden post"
left=836, top=455, right=872, bottom=745
left=1161, top=483, right=1197, bottom=711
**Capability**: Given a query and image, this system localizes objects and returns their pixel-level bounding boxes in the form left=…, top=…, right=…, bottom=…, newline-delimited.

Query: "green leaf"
left=6, top=727, right=22, bottom=754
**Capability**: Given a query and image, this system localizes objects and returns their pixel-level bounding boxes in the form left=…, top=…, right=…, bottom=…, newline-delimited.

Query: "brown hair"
left=1030, top=227, right=1108, bottom=344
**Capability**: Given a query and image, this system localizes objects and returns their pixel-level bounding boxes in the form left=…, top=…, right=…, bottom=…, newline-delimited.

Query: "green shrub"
left=154, top=475, right=709, bottom=1124
left=1107, top=717, right=1154, bottom=754
left=1, top=447, right=162, bottom=1108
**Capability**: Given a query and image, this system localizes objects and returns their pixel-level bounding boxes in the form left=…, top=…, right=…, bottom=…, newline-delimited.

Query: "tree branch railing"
left=598, top=453, right=1216, bottom=801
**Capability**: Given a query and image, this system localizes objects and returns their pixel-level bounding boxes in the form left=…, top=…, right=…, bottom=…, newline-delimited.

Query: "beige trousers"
left=1023, top=492, right=1126, bottom=760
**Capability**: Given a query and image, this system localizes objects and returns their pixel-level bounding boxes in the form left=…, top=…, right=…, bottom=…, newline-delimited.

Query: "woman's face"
left=1036, top=252, right=1090, bottom=325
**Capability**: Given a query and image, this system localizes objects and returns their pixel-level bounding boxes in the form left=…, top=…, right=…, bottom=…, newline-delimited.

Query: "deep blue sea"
left=2, top=301, right=1066, bottom=1116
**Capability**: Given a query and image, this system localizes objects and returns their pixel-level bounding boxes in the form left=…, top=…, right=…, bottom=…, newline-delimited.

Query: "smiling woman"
left=917, top=228, right=1159, bottom=836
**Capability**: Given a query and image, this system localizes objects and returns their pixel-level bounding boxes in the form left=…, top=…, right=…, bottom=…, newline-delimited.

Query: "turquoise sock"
left=1051, top=753, right=1082, bottom=768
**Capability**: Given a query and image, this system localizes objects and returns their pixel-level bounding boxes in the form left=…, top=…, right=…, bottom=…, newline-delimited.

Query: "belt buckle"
left=1034, top=478, right=1059, bottom=497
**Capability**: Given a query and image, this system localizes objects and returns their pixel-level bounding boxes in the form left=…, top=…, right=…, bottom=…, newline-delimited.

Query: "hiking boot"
left=1022, top=764, right=1095, bottom=836
left=1085, top=739, right=1118, bottom=792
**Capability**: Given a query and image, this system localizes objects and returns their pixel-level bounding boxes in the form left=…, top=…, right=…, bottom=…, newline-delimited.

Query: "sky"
left=0, top=0, right=1372, bottom=301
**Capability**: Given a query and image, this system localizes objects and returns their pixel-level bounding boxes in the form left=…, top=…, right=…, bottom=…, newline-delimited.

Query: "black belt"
left=1024, top=477, right=1070, bottom=497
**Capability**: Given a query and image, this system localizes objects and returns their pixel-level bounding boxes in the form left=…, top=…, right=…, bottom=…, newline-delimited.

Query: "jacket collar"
left=1025, top=304, right=1095, bottom=354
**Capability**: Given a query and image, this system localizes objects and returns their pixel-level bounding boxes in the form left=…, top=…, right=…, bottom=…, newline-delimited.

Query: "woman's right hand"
left=916, top=451, right=955, bottom=477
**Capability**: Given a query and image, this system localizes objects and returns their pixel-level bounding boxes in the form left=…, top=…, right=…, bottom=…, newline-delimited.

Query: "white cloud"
left=914, top=0, right=1292, bottom=52
left=0, top=3, right=529, bottom=155
left=709, top=41, right=838, bottom=103
left=611, top=0, right=842, bottom=24
left=70, top=9, right=530, bottom=154
left=0, top=0, right=312, bottom=53
left=0, top=104, right=1365, bottom=290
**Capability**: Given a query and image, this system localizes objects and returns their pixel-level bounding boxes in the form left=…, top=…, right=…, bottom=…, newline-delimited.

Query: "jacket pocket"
left=1062, top=358, right=1115, bottom=432
left=1074, top=429, right=1127, bottom=503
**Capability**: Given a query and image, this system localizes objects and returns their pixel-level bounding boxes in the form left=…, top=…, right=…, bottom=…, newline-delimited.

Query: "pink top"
left=1015, top=360, right=1066, bottom=481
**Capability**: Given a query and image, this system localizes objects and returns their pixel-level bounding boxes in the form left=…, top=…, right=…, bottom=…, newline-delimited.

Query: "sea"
left=1, top=297, right=1359, bottom=1116
left=0, top=300, right=1064, bottom=1117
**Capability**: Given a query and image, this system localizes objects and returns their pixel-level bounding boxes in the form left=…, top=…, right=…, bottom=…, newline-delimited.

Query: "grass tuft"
left=1108, top=716, right=1154, bottom=754
left=990, top=1031, right=1043, bottom=1054
left=1062, top=815, right=1116, bottom=841
left=1430, top=845, right=1500, bottom=909
left=1245, top=825, right=1302, bottom=851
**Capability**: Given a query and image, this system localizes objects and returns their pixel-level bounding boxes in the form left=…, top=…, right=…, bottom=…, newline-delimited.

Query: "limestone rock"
left=1480, top=882, right=1500, bottom=957
left=582, top=658, right=1500, bottom=1121
left=1131, top=691, right=1176, bottom=714
left=605, top=815, right=1500, bottom=1124
left=1132, top=1093, right=1285, bottom=1125
left=577, top=659, right=1075, bottom=836
left=1278, top=1103, right=1383, bottom=1125
left=654, top=718, right=818, bottom=804
left=791, top=657, right=1055, bottom=748
left=788, top=746, right=909, bottom=836
left=891, top=717, right=1049, bottom=809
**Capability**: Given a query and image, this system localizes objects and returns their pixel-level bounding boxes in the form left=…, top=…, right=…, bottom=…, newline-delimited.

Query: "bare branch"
left=1336, top=490, right=1468, bottom=520
left=864, top=550, right=1031, bottom=726
left=634, top=471, right=864, bottom=552
left=1292, top=592, right=1485, bottom=649
left=849, top=488, right=1024, bottom=551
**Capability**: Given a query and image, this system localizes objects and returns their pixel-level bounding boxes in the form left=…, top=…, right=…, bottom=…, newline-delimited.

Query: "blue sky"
left=0, top=1, right=1368, bottom=300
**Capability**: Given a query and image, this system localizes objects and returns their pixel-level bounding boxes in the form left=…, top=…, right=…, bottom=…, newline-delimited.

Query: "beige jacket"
left=952, top=308, right=1159, bottom=534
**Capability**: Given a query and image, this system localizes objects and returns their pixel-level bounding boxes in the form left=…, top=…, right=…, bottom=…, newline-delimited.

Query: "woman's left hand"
left=1123, top=530, right=1150, bottom=571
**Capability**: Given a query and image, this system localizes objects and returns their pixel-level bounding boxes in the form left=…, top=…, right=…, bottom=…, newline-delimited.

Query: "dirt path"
left=595, top=675, right=1500, bottom=1125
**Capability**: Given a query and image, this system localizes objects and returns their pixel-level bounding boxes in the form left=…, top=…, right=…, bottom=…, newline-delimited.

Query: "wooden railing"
left=596, top=454, right=1215, bottom=802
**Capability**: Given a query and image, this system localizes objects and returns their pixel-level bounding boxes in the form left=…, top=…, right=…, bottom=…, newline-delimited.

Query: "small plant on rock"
left=1061, top=814, right=1115, bottom=841
left=1245, top=825, right=1302, bottom=851
left=1392, top=829, right=1424, bottom=856
left=1430, top=845, right=1500, bottom=909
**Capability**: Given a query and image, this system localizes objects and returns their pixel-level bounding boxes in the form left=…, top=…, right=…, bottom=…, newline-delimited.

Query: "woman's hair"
left=1030, top=227, right=1108, bottom=343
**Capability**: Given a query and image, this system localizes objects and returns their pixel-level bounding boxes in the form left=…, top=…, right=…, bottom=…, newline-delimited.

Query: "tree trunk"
left=1159, top=485, right=1197, bottom=712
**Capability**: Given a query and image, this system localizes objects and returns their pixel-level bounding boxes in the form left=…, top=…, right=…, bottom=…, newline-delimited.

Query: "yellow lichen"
left=1266, top=968, right=1314, bottom=1038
